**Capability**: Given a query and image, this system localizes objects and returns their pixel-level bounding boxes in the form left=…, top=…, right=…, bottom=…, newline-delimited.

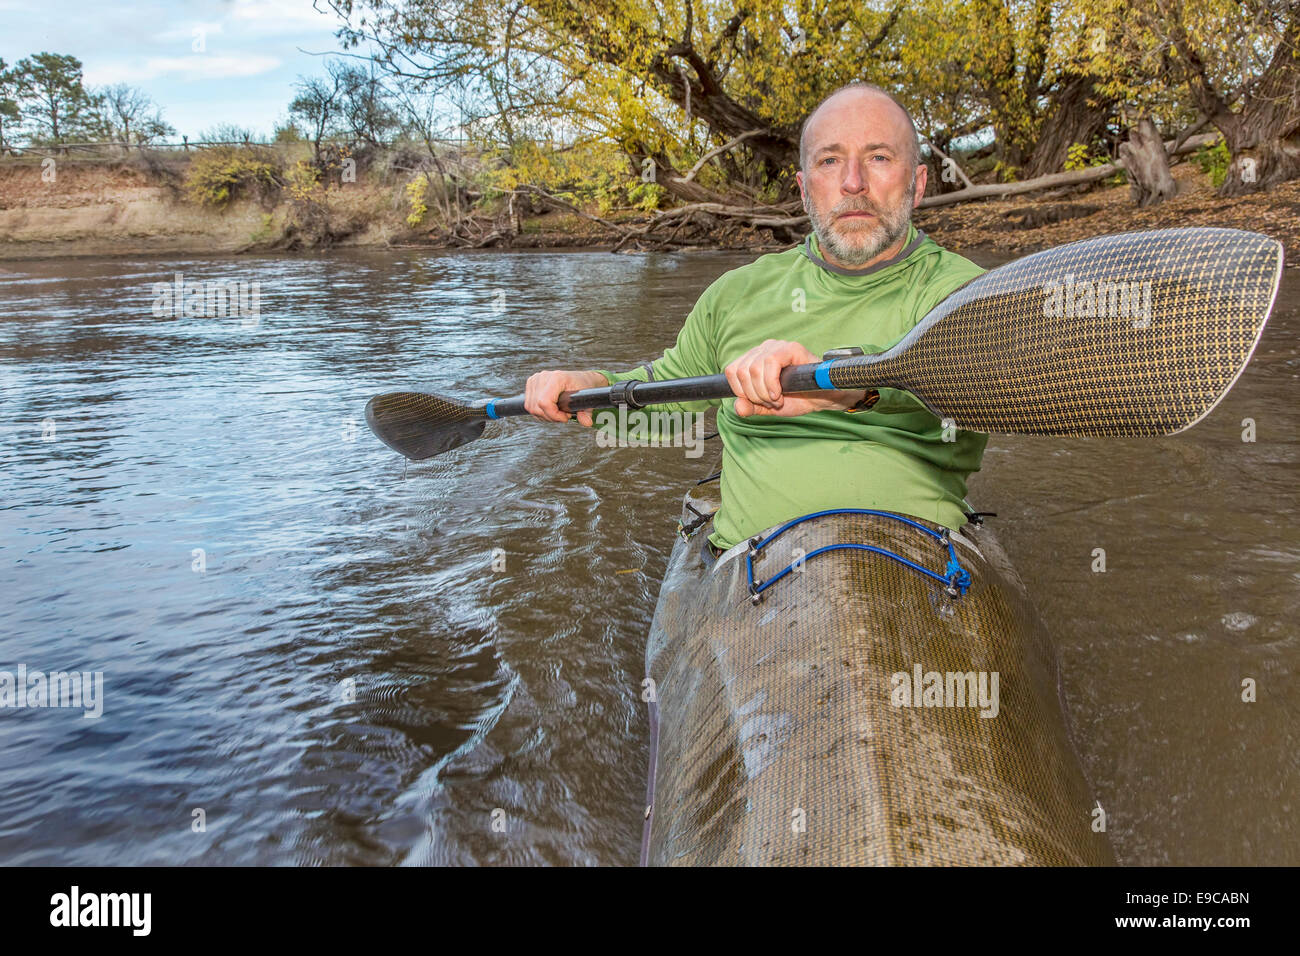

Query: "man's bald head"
left=798, top=83, right=922, bottom=172
left=795, top=82, right=928, bottom=269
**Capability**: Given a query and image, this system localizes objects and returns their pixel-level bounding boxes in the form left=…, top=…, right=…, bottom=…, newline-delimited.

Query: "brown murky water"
left=0, top=247, right=1295, bottom=865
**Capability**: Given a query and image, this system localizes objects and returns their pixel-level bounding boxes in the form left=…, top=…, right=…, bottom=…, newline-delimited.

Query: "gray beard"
left=803, top=176, right=915, bottom=267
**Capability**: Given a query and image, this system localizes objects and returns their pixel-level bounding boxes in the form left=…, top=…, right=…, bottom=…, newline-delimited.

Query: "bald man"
left=525, top=83, right=986, bottom=558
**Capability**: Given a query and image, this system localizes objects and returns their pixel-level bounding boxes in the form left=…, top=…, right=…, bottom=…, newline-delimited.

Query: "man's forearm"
left=824, top=389, right=871, bottom=411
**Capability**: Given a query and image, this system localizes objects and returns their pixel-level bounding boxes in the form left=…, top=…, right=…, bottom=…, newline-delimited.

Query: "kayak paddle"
left=366, top=227, right=1283, bottom=459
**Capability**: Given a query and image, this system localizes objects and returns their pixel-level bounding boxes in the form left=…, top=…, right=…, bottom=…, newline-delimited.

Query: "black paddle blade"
left=829, top=227, right=1284, bottom=437
left=365, top=391, right=487, bottom=460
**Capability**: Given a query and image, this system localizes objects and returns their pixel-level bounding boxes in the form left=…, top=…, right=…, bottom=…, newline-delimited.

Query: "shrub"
left=1064, top=142, right=1092, bottom=171
left=482, top=136, right=667, bottom=216
left=185, top=147, right=284, bottom=207
left=273, top=122, right=304, bottom=144
left=285, top=160, right=321, bottom=201
left=991, top=159, right=1019, bottom=183
left=1193, top=138, right=1230, bottom=188
left=405, top=173, right=430, bottom=227
left=1064, top=140, right=1122, bottom=183
left=627, top=180, right=663, bottom=212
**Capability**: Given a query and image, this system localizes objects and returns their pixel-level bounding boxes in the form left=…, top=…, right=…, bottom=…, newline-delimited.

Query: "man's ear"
left=795, top=169, right=806, bottom=200
left=911, top=164, right=928, bottom=207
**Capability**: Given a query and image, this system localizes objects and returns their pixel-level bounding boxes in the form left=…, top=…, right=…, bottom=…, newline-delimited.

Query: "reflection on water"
left=0, top=248, right=1295, bottom=865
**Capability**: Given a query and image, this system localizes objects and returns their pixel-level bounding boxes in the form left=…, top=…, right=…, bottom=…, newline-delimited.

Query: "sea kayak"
left=641, top=464, right=1114, bottom=866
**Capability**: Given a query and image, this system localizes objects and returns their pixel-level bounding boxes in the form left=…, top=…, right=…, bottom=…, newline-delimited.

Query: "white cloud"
left=85, top=54, right=282, bottom=85
left=229, top=0, right=341, bottom=34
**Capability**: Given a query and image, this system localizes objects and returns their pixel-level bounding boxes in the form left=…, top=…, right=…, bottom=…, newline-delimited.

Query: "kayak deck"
left=642, top=470, right=1113, bottom=866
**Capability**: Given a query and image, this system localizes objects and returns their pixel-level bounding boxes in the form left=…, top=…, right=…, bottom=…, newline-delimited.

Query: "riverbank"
left=916, top=164, right=1300, bottom=262
left=2, top=158, right=1297, bottom=263
left=0, top=158, right=394, bottom=259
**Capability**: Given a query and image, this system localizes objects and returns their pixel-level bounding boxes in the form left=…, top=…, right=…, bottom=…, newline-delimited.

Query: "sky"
left=1, top=0, right=359, bottom=139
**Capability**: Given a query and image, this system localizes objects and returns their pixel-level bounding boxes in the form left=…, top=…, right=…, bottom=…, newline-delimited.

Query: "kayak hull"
left=642, top=475, right=1113, bottom=866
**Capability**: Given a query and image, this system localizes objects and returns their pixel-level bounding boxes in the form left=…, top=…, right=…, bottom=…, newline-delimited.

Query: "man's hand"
left=523, top=369, right=609, bottom=426
left=724, top=340, right=867, bottom=417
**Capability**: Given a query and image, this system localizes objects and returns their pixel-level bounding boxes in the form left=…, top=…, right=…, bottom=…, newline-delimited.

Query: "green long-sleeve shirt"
left=594, top=224, right=988, bottom=552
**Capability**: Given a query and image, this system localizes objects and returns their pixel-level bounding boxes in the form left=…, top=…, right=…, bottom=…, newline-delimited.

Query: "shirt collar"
left=802, top=223, right=928, bottom=277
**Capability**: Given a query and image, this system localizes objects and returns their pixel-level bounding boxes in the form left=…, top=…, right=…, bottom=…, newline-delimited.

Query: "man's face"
left=796, top=92, right=927, bottom=268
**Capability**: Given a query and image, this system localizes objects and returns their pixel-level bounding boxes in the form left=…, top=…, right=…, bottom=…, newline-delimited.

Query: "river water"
left=0, top=247, right=1295, bottom=865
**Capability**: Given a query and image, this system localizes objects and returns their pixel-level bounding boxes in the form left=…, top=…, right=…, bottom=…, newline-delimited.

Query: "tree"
left=12, top=52, right=98, bottom=143
left=1081, top=0, right=1300, bottom=195
left=330, top=60, right=400, bottom=147
left=273, top=119, right=306, bottom=143
left=0, top=59, right=21, bottom=152
left=98, top=83, right=175, bottom=146
left=325, top=0, right=908, bottom=202
left=316, top=0, right=1300, bottom=203
left=391, top=75, right=455, bottom=158
left=944, top=0, right=1121, bottom=180
left=199, top=123, right=258, bottom=143
left=1151, top=0, right=1300, bottom=195
left=290, top=70, right=344, bottom=158
left=326, top=0, right=1116, bottom=196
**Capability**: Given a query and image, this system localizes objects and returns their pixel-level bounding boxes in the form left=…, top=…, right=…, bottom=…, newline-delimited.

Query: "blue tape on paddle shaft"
left=485, top=401, right=498, bottom=419
left=814, top=361, right=835, bottom=390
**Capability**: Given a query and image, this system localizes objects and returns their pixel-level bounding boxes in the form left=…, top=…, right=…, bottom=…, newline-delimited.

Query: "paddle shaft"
left=365, top=230, right=1282, bottom=458
left=485, top=363, right=835, bottom=418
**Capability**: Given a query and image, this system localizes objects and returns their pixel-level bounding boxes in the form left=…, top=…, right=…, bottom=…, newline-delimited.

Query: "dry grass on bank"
left=1, top=153, right=1297, bottom=264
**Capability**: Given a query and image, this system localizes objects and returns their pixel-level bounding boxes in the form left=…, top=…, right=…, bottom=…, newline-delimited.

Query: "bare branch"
left=923, top=138, right=974, bottom=189
left=680, top=129, right=764, bottom=182
left=917, top=132, right=1217, bottom=208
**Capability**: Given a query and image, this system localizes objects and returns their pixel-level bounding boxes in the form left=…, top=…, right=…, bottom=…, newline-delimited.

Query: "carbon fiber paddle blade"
left=829, top=227, right=1284, bottom=437
left=365, top=391, right=486, bottom=460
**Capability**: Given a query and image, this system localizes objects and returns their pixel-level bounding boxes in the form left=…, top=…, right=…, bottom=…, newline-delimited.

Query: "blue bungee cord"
left=745, top=508, right=971, bottom=604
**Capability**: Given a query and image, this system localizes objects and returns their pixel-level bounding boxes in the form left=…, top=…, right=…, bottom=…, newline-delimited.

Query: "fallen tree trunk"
left=917, top=132, right=1216, bottom=209
left=505, top=131, right=1217, bottom=248
left=511, top=184, right=634, bottom=236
